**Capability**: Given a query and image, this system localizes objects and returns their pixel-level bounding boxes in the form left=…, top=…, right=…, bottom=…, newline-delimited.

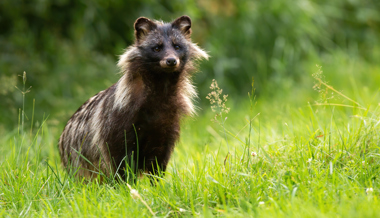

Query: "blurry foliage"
left=0, top=0, right=380, bottom=130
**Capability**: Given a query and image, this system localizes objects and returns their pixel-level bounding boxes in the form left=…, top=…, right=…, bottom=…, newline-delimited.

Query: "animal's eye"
left=153, top=46, right=161, bottom=52
left=174, top=45, right=180, bottom=50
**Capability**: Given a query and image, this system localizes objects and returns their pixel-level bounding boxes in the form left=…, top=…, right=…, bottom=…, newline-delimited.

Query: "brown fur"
left=58, top=15, right=208, bottom=181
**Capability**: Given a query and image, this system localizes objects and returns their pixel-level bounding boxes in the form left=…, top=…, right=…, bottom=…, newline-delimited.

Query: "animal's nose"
left=166, top=58, right=177, bottom=66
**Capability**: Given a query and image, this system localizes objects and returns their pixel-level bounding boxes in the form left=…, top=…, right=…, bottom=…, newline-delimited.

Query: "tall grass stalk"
left=15, top=71, right=32, bottom=136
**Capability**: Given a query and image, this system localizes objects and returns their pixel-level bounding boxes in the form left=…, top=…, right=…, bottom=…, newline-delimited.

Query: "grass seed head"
left=366, top=188, right=373, bottom=194
left=206, top=79, right=230, bottom=124
left=130, top=189, right=139, bottom=199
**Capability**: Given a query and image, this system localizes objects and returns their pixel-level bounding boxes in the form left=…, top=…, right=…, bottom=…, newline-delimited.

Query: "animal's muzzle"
left=166, top=58, right=177, bottom=66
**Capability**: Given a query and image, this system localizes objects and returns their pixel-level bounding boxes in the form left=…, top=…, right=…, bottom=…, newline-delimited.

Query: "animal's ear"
left=172, top=15, right=192, bottom=37
left=134, top=17, right=156, bottom=43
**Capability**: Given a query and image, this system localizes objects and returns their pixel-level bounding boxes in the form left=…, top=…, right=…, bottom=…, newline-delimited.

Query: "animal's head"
left=118, top=16, right=208, bottom=75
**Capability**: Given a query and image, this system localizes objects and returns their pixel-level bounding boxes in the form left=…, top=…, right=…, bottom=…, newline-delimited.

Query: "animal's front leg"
left=145, top=156, right=168, bottom=182
left=144, top=146, right=173, bottom=185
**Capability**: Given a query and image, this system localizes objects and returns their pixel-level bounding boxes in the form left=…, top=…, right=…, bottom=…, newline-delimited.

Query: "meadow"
left=1, top=53, right=380, bottom=217
left=1, top=0, right=380, bottom=217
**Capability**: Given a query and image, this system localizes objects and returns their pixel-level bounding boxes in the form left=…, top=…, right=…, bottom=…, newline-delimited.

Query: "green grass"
left=1, top=65, right=380, bottom=217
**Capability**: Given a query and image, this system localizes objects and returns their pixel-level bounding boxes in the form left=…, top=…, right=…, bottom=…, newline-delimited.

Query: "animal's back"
left=59, top=84, right=118, bottom=179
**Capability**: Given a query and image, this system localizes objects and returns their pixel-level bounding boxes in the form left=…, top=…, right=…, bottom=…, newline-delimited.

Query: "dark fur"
left=58, top=16, right=208, bottom=181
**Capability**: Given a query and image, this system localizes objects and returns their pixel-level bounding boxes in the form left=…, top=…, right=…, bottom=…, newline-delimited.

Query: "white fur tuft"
left=117, top=46, right=141, bottom=73
left=113, top=75, right=132, bottom=110
left=190, top=43, right=209, bottom=60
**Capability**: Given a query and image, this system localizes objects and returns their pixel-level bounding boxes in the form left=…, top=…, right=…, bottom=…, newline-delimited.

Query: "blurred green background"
left=1, top=0, right=380, bottom=132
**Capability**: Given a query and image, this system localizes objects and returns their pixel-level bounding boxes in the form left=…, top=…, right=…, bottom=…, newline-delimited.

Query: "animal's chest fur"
left=106, top=82, right=182, bottom=170
left=134, top=92, right=181, bottom=145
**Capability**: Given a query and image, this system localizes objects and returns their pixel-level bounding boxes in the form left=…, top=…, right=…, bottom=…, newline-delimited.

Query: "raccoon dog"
left=58, top=15, right=209, bottom=182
